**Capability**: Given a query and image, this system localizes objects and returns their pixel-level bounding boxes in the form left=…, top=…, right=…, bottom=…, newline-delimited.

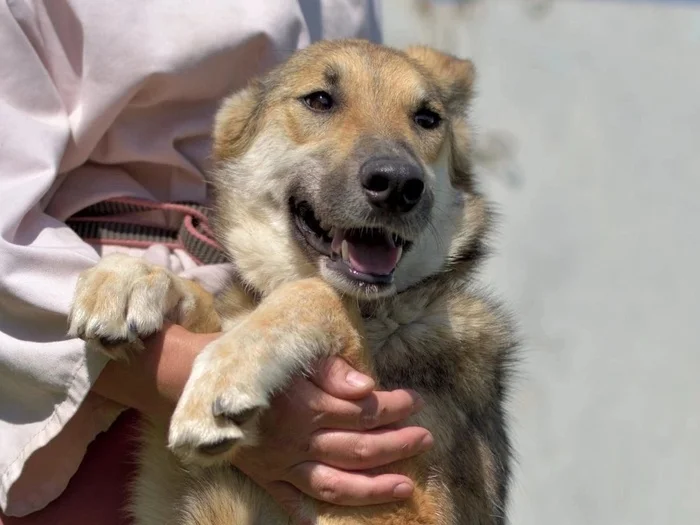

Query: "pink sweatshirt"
left=0, top=0, right=381, bottom=516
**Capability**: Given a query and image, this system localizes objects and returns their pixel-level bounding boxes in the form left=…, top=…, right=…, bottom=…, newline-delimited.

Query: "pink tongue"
left=347, top=242, right=400, bottom=275
left=331, top=230, right=401, bottom=276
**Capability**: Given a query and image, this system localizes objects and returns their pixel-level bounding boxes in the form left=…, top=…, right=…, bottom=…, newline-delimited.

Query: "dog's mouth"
left=291, top=199, right=410, bottom=286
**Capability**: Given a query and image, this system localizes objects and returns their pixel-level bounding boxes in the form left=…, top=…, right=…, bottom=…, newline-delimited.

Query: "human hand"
left=232, top=356, right=433, bottom=522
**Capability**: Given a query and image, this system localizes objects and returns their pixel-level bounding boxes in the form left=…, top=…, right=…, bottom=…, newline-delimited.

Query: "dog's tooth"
left=331, top=229, right=345, bottom=254
left=341, top=240, right=349, bottom=262
left=396, top=245, right=403, bottom=262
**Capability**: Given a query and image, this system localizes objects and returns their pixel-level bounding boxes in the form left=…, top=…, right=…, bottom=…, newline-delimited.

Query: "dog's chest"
left=361, top=300, right=456, bottom=394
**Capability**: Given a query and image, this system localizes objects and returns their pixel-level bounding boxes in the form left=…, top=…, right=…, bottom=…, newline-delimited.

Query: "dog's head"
left=211, top=40, right=488, bottom=300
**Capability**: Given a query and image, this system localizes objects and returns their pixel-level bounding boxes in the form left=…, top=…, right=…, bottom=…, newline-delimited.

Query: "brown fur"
left=69, top=40, right=516, bottom=524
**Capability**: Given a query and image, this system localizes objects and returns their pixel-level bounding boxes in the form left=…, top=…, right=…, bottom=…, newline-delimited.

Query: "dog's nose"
left=360, top=158, right=425, bottom=213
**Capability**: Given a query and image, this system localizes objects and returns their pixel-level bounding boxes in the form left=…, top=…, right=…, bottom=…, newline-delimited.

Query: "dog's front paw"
left=68, top=253, right=192, bottom=359
left=168, top=335, right=272, bottom=465
left=168, top=278, right=363, bottom=466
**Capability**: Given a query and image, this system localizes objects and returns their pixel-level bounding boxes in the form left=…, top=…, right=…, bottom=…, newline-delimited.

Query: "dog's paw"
left=167, top=336, right=272, bottom=465
left=168, top=333, right=280, bottom=466
left=68, top=253, right=191, bottom=359
left=168, top=278, right=360, bottom=466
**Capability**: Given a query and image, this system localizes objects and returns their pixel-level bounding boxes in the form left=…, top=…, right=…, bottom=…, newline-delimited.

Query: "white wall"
left=381, top=1, right=700, bottom=524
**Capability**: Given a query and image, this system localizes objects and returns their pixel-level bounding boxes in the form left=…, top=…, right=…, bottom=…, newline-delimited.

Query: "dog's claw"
left=197, top=438, right=240, bottom=457
left=99, top=335, right=132, bottom=347
left=212, top=399, right=263, bottom=426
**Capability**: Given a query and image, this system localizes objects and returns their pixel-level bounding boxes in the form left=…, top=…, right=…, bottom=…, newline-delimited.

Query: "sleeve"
left=0, top=0, right=382, bottom=517
left=0, top=2, right=111, bottom=516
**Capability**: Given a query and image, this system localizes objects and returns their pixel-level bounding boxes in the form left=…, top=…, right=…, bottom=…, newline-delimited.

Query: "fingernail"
left=346, top=370, right=373, bottom=388
left=411, top=393, right=426, bottom=413
left=420, top=433, right=434, bottom=450
left=393, top=482, right=413, bottom=499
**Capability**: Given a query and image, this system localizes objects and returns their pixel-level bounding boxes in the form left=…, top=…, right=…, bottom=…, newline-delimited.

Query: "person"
left=0, top=1, right=433, bottom=523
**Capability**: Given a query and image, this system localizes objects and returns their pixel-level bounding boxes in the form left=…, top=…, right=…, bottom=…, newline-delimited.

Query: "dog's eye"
left=303, top=91, right=334, bottom=112
left=414, top=109, right=441, bottom=130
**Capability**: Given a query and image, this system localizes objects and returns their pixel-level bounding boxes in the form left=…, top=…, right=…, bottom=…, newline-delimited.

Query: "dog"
left=68, top=40, right=516, bottom=524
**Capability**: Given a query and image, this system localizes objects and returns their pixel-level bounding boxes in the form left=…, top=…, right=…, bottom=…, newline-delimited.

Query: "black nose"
left=359, top=158, right=425, bottom=213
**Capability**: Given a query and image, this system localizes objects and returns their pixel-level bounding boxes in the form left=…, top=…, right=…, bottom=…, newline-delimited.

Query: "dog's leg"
left=68, top=253, right=220, bottom=359
left=168, top=277, right=448, bottom=525
left=167, top=277, right=366, bottom=465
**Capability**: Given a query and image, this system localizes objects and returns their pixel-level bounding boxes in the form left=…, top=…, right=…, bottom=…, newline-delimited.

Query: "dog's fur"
left=69, top=40, right=516, bottom=524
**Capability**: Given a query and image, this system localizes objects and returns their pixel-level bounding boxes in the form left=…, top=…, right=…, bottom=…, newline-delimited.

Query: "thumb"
left=311, top=356, right=375, bottom=400
left=265, top=481, right=312, bottom=525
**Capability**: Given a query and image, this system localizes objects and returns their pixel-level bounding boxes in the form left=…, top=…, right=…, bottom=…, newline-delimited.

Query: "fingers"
left=310, top=356, right=375, bottom=400
left=307, top=426, right=434, bottom=470
left=309, top=387, right=425, bottom=431
left=286, top=462, right=415, bottom=506
left=238, top=363, right=432, bottom=514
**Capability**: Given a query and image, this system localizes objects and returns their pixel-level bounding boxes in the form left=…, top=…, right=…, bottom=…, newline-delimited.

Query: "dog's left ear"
left=406, top=46, right=476, bottom=190
left=405, top=45, right=476, bottom=112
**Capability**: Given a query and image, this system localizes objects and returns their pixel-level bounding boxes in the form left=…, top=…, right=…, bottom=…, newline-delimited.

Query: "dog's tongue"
left=331, top=229, right=401, bottom=276
left=347, top=242, right=400, bottom=276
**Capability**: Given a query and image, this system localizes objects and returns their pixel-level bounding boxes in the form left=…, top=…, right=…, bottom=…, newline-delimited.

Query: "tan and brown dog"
left=69, top=40, right=516, bottom=524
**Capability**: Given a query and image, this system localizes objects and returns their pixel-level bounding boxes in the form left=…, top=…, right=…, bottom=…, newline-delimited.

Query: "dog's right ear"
left=213, top=82, right=263, bottom=162
left=405, top=46, right=477, bottom=192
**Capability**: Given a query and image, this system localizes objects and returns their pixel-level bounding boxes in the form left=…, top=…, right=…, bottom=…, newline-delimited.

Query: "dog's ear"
left=406, top=46, right=477, bottom=191
left=213, top=82, right=263, bottom=162
left=404, top=46, right=475, bottom=112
